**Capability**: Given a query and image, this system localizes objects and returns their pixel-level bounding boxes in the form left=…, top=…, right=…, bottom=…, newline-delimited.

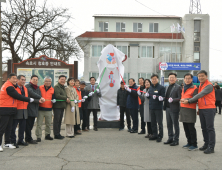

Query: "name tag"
left=154, top=91, right=158, bottom=93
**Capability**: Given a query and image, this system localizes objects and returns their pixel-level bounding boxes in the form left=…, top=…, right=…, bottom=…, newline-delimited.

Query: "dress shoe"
left=59, top=135, right=65, bottom=139
left=54, top=135, right=64, bottom=140
left=128, top=127, right=132, bottom=132
left=13, top=143, right=19, bottom=148
left=164, top=139, right=173, bottom=145
left=170, top=141, right=179, bottom=146
left=156, top=137, right=162, bottom=143
left=145, top=134, right=149, bottom=138
left=199, top=145, right=208, bottom=151
left=83, top=129, right=89, bottom=132
left=45, top=134, right=53, bottom=140
left=75, top=131, right=82, bottom=135
left=17, top=141, right=28, bottom=146
left=204, top=147, right=214, bottom=154
left=149, top=136, right=157, bottom=140
left=27, top=140, right=38, bottom=144
left=138, top=130, right=145, bottom=134
left=130, top=130, right=138, bottom=133
left=94, top=127, right=98, bottom=131
left=67, top=136, right=75, bottom=138
left=36, top=138, right=41, bottom=142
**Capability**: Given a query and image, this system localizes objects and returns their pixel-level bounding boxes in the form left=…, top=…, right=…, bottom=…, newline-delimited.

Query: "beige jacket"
left=64, top=86, right=80, bottom=125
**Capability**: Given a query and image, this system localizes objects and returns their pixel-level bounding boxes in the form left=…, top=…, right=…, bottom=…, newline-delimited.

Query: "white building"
left=76, top=14, right=210, bottom=84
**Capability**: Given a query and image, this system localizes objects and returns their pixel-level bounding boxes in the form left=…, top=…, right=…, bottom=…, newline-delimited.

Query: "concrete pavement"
left=0, top=112, right=222, bottom=170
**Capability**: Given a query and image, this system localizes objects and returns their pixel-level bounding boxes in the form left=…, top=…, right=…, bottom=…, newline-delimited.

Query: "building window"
left=89, top=72, right=99, bottom=80
left=194, top=20, right=201, bottom=32
left=99, top=22, right=108, bottom=32
left=159, top=47, right=181, bottom=62
left=117, top=46, right=127, bottom=55
left=194, top=42, right=200, bottom=61
left=91, top=45, right=104, bottom=57
left=194, top=20, right=201, bottom=62
left=149, top=23, right=159, bottom=33
left=138, top=46, right=153, bottom=58
left=123, top=73, right=130, bottom=85
left=133, top=23, right=142, bottom=32
left=116, top=22, right=125, bottom=32
left=138, top=73, right=153, bottom=83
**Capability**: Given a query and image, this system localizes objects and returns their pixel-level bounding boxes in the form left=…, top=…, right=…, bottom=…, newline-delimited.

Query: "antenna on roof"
left=189, top=0, right=202, bottom=14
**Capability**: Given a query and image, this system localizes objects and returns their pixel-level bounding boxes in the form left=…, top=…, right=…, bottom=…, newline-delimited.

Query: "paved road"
left=0, top=112, right=222, bottom=170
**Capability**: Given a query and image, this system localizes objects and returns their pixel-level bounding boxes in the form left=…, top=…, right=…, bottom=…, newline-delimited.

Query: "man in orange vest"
left=10, top=75, right=30, bottom=148
left=0, top=73, right=35, bottom=152
left=36, top=76, right=56, bottom=142
left=179, top=73, right=198, bottom=151
left=181, top=70, right=216, bottom=154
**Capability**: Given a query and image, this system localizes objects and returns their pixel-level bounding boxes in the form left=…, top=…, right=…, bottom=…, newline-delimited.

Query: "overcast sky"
left=3, top=0, right=222, bottom=80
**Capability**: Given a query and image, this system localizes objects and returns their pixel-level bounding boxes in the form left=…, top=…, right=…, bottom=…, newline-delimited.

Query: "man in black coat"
left=148, top=74, right=165, bottom=142
left=163, top=73, right=182, bottom=146
left=117, top=81, right=131, bottom=131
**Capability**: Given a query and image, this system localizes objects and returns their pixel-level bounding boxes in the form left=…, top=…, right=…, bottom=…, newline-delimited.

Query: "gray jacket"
left=85, top=85, right=101, bottom=109
left=25, top=83, right=42, bottom=117
left=139, top=88, right=151, bottom=122
left=164, top=83, right=182, bottom=113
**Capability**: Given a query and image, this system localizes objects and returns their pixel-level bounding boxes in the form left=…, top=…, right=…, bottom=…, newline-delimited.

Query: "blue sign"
left=159, top=62, right=201, bottom=71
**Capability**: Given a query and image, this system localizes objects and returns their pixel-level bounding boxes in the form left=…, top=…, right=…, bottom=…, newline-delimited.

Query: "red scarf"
left=30, top=82, right=38, bottom=90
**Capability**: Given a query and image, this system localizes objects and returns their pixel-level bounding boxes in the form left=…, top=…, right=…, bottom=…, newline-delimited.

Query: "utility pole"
left=189, top=0, right=202, bottom=14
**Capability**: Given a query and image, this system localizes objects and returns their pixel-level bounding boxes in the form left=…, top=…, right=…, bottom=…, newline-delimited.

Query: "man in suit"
left=163, top=73, right=182, bottom=146
left=85, top=77, right=101, bottom=131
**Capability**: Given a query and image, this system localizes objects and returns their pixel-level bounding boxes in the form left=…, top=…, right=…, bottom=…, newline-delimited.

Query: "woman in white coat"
left=138, top=79, right=153, bottom=138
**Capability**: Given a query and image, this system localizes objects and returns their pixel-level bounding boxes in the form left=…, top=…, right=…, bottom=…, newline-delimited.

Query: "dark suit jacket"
left=163, top=83, right=182, bottom=113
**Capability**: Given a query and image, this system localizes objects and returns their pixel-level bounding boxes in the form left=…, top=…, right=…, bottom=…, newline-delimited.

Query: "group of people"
left=118, top=70, right=216, bottom=154
left=0, top=73, right=101, bottom=152
left=0, top=70, right=217, bottom=155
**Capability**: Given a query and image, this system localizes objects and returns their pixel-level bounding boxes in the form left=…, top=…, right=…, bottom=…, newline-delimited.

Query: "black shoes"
left=164, top=139, right=173, bottom=145
left=17, top=141, right=29, bottom=146
left=138, top=130, right=145, bottom=134
left=149, top=136, right=157, bottom=140
left=204, top=147, right=214, bottom=154
left=156, top=137, right=162, bottom=143
left=130, top=130, right=138, bottom=133
left=94, top=128, right=98, bottom=131
left=199, top=145, right=208, bottom=151
left=36, top=138, right=41, bottom=142
left=26, top=140, right=38, bottom=144
left=54, top=135, right=64, bottom=140
left=128, top=128, right=132, bottom=132
left=67, top=136, right=75, bottom=138
left=170, top=141, right=179, bottom=146
left=45, top=134, right=53, bottom=140
left=13, top=143, right=19, bottom=148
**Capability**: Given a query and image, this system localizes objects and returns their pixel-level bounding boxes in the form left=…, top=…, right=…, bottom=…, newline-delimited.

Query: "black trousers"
left=87, top=109, right=98, bottom=128
left=199, top=109, right=216, bottom=148
left=130, top=109, right=138, bottom=131
left=11, top=119, right=26, bottom=143
left=82, top=108, right=88, bottom=130
left=74, top=108, right=82, bottom=131
left=25, top=116, right=35, bottom=142
left=140, top=104, right=146, bottom=132
left=147, top=122, right=153, bottom=135
left=0, top=115, right=14, bottom=145
left=183, top=122, right=197, bottom=147
left=53, top=108, right=64, bottom=136
left=150, top=109, right=163, bottom=138
left=119, top=106, right=131, bottom=129
left=215, top=101, right=221, bottom=114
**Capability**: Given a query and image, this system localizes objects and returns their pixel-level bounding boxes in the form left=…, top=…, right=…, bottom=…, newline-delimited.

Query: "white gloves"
left=74, top=100, right=78, bottom=104
left=52, top=99, right=56, bottom=103
left=78, top=100, right=81, bottom=103
left=137, top=90, right=141, bottom=95
left=71, top=107, right=75, bottom=113
left=30, top=98, right=34, bottom=103
left=168, top=97, right=173, bottom=103
left=145, top=93, right=149, bottom=97
left=153, top=95, right=156, bottom=99
left=117, top=105, right=119, bottom=109
left=83, top=96, right=88, bottom=99
left=89, top=92, right=92, bottom=96
left=81, top=99, right=85, bottom=102
left=158, top=96, right=163, bottom=101
left=125, top=86, right=131, bottom=92
left=96, top=89, right=100, bottom=93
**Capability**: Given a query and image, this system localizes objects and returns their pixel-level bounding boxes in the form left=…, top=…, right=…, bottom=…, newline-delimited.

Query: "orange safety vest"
left=0, top=80, right=17, bottom=108
left=198, top=79, right=216, bottom=109
left=74, top=86, right=82, bottom=108
left=16, top=85, right=29, bottom=110
left=39, top=85, right=54, bottom=109
left=137, top=87, right=142, bottom=105
left=180, top=85, right=197, bottom=109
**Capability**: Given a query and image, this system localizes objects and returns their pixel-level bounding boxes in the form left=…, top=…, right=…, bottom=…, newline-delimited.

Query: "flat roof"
left=93, top=14, right=181, bottom=18
left=77, top=32, right=184, bottom=39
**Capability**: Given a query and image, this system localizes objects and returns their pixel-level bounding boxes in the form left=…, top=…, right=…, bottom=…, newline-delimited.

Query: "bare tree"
left=2, top=0, right=81, bottom=63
